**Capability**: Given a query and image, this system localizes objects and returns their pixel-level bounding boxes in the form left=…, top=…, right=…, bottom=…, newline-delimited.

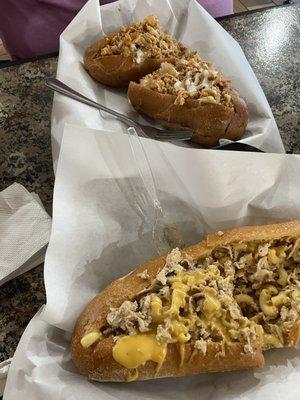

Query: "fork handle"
left=46, top=77, right=137, bottom=128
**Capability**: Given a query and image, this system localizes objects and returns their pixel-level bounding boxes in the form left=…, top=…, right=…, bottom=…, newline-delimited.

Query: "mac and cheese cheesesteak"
left=71, top=221, right=300, bottom=382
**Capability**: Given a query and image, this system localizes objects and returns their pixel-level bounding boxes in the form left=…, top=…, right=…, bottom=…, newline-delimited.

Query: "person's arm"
left=196, top=0, right=233, bottom=18
left=0, top=0, right=87, bottom=60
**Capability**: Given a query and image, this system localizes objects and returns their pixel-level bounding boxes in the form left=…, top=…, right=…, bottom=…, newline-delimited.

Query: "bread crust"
left=71, top=220, right=300, bottom=382
left=84, top=37, right=163, bottom=87
left=74, top=337, right=264, bottom=382
left=127, top=82, right=249, bottom=146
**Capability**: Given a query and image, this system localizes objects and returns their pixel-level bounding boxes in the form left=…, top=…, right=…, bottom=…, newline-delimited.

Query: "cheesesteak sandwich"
left=128, top=56, right=248, bottom=145
left=71, top=221, right=300, bottom=382
left=84, top=16, right=190, bottom=87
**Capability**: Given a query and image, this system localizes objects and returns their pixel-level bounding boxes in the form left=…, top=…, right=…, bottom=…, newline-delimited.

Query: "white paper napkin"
left=0, top=182, right=52, bottom=286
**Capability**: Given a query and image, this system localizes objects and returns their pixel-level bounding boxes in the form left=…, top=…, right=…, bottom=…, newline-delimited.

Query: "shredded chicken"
left=140, top=55, right=232, bottom=106
left=104, top=236, right=300, bottom=354
left=194, top=339, right=207, bottom=354
left=107, top=295, right=152, bottom=334
left=257, top=243, right=270, bottom=257
left=98, top=16, right=189, bottom=64
left=244, top=343, right=254, bottom=354
left=289, top=238, right=300, bottom=261
left=156, top=248, right=184, bottom=285
left=137, top=269, right=150, bottom=280
left=156, top=320, right=174, bottom=343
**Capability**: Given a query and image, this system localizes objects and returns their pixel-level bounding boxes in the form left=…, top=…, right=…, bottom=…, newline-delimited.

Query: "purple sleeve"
left=0, top=0, right=88, bottom=60
left=0, top=0, right=232, bottom=60
left=197, top=0, right=233, bottom=18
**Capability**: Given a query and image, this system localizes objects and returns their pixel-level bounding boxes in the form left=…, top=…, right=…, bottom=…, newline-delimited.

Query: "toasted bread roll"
left=84, top=38, right=162, bottom=87
left=84, top=16, right=188, bottom=87
left=71, top=220, right=300, bottom=382
left=128, top=57, right=248, bottom=146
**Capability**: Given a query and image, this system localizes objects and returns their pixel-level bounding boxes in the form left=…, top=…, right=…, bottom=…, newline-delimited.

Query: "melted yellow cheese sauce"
left=153, top=269, right=241, bottom=345
left=112, top=267, right=246, bottom=375
left=80, top=239, right=300, bottom=381
left=112, top=333, right=166, bottom=370
left=81, top=266, right=298, bottom=379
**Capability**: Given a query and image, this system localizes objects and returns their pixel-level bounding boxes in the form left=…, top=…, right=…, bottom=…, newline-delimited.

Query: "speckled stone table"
left=219, top=5, right=300, bottom=153
left=0, top=58, right=56, bottom=364
left=0, top=5, right=299, bottom=369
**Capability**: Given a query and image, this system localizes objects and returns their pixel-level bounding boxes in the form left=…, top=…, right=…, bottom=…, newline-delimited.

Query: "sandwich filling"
left=140, top=56, right=233, bottom=106
left=81, top=236, right=300, bottom=380
left=99, top=15, right=189, bottom=64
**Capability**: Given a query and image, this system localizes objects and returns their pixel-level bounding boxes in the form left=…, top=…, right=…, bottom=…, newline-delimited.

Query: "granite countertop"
left=219, top=5, right=300, bottom=153
left=0, top=5, right=299, bottom=365
left=0, top=58, right=56, bottom=364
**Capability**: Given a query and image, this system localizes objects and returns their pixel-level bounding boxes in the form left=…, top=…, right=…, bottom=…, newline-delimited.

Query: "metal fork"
left=45, top=78, right=193, bottom=141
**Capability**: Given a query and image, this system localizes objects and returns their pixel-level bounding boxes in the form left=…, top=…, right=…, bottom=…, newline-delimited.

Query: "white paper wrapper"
left=0, top=358, right=12, bottom=397
left=51, top=0, right=284, bottom=170
left=4, top=125, right=300, bottom=400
